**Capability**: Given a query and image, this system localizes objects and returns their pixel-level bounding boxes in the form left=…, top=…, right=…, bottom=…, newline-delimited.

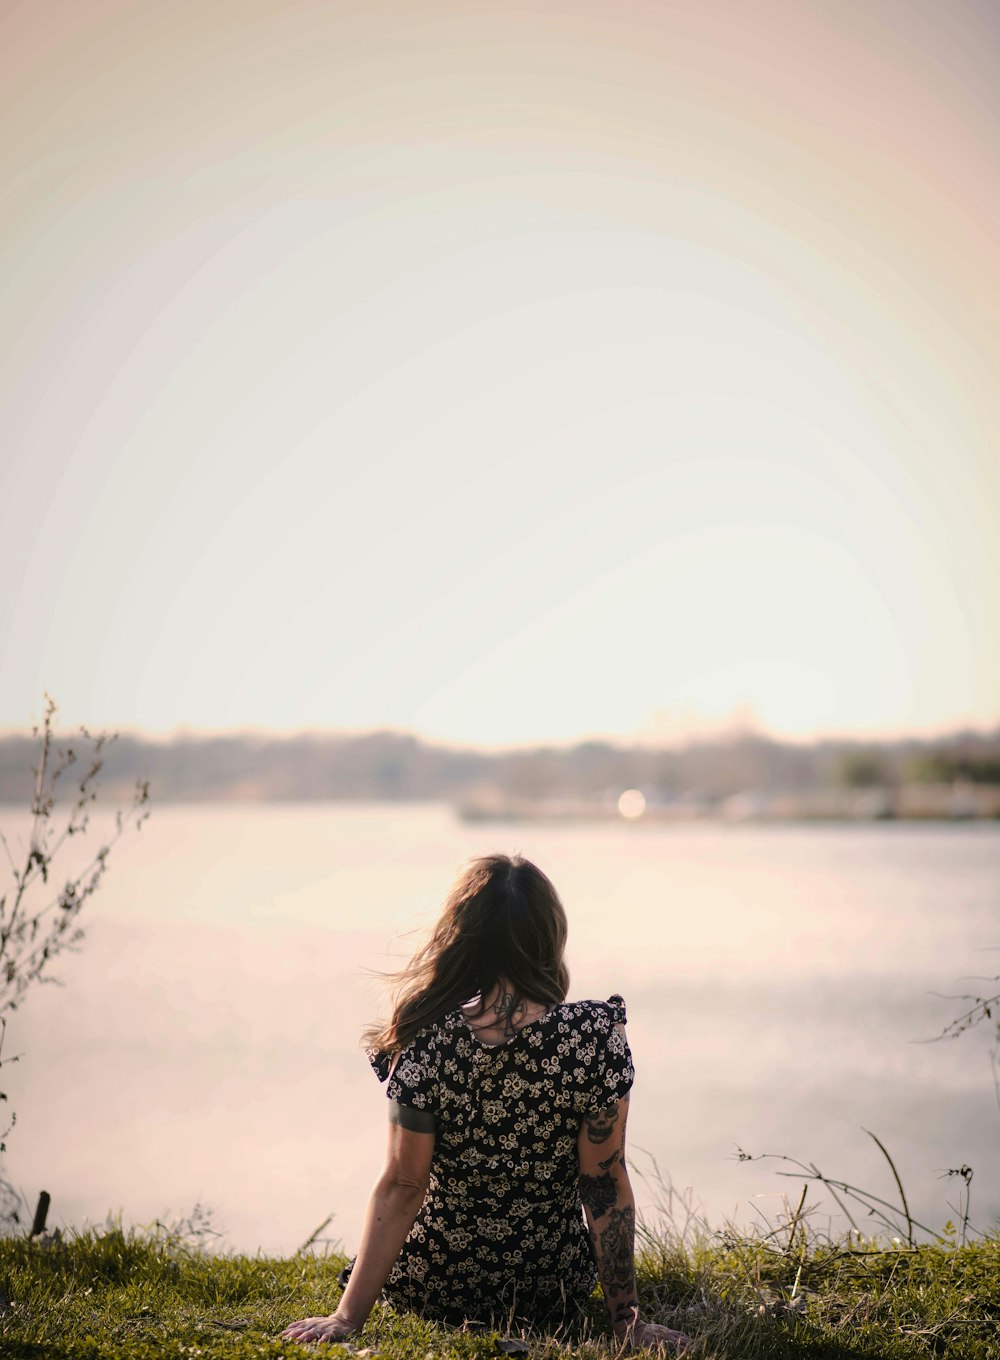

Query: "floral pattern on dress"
left=366, top=995, right=633, bottom=1327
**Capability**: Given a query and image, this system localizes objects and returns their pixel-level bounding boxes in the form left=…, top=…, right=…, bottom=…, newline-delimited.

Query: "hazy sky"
left=2, top=0, right=998, bottom=747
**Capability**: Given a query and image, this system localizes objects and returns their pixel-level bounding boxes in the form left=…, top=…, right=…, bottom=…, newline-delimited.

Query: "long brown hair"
left=364, top=854, right=570, bottom=1055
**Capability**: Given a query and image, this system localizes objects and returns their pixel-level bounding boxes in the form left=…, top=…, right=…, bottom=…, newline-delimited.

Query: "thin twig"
left=0, top=831, right=17, bottom=877
left=807, top=1162, right=860, bottom=1236
left=863, top=1128, right=913, bottom=1247
left=298, top=1213, right=335, bottom=1253
left=785, top=1183, right=808, bottom=1254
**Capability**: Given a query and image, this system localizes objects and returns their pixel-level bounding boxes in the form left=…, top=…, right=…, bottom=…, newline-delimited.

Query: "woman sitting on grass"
left=282, top=854, right=691, bottom=1352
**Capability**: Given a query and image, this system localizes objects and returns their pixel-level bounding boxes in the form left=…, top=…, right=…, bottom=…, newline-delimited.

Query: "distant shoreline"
left=2, top=789, right=999, bottom=825
left=2, top=726, right=999, bottom=816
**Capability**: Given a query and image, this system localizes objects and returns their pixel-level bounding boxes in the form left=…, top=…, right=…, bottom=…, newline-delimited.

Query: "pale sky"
left=2, top=0, right=998, bottom=747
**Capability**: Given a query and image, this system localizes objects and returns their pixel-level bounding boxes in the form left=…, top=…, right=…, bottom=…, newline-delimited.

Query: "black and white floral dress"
left=367, top=995, right=634, bottom=1327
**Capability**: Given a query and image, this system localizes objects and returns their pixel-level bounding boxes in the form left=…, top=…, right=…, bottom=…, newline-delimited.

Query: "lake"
left=4, top=802, right=999, bottom=1254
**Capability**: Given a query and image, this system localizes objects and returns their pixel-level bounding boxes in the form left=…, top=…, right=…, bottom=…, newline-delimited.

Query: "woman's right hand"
left=623, top=1320, right=693, bottom=1354
left=280, top=1311, right=358, bottom=1345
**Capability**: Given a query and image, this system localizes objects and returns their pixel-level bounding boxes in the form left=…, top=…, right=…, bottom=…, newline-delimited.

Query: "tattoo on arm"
left=613, top=1299, right=639, bottom=1327
left=583, top=1104, right=620, bottom=1144
left=579, top=1170, right=618, bottom=1218
left=596, top=1205, right=636, bottom=1293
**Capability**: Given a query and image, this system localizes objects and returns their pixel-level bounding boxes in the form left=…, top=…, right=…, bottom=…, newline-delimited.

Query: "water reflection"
left=6, top=804, right=998, bottom=1252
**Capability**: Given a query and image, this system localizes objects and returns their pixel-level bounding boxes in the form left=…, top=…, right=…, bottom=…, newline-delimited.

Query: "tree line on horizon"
left=1, top=724, right=998, bottom=805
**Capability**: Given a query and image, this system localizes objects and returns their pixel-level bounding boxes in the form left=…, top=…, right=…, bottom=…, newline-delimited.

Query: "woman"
left=282, top=855, right=690, bottom=1351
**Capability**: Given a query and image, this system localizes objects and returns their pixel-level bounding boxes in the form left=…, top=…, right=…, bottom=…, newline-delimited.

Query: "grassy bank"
left=1, top=1218, right=998, bottom=1360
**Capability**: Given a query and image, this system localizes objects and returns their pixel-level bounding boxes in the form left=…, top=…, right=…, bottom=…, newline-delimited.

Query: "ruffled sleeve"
left=368, top=1028, right=439, bottom=1131
left=584, top=994, right=634, bottom=1113
left=367, top=1047, right=392, bottom=1083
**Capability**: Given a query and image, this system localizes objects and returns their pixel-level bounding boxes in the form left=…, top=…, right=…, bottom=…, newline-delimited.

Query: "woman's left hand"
left=625, top=1320, right=693, bottom=1354
left=280, top=1312, right=357, bottom=1345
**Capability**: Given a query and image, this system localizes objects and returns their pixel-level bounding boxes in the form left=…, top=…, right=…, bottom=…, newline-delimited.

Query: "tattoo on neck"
left=493, top=991, right=524, bottom=1038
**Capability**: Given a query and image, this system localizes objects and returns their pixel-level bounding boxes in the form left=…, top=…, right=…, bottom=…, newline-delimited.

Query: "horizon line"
left=1, top=715, right=998, bottom=752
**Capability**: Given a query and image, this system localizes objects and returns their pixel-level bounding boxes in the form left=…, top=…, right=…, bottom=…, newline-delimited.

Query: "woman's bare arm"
left=578, top=1091, right=690, bottom=1353
left=578, top=1092, right=640, bottom=1336
left=282, top=1119, right=434, bottom=1345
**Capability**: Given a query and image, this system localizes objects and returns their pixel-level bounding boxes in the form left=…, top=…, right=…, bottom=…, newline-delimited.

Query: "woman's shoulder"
left=559, top=994, right=627, bottom=1026
left=368, top=998, right=627, bottom=1078
left=366, top=1019, right=446, bottom=1084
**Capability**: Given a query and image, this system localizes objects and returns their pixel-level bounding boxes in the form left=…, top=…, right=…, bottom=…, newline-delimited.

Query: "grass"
left=1, top=1204, right=998, bottom=1360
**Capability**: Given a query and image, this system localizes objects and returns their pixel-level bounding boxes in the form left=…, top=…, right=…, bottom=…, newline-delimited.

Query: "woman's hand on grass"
left=280, top=1311, right=357, bottom=1345
left=624, top=1320, right=693, bottom=1354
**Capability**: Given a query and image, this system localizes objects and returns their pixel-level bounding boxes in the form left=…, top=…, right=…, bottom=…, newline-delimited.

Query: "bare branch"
left=1, top=699, right=152, bottom=1217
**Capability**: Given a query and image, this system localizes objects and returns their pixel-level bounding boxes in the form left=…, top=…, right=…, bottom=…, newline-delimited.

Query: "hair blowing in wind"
left=364, top=855, right=570, bottom=1055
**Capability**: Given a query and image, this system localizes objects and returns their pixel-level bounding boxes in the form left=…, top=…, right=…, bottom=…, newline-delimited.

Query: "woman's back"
left=283, top=857, right=690, bottom=1352
left=370, top=995, right=632, bottom=1326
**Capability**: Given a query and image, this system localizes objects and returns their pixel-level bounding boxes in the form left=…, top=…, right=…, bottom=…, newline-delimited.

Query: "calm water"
left=5, top=803, right=999, bottom=1254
